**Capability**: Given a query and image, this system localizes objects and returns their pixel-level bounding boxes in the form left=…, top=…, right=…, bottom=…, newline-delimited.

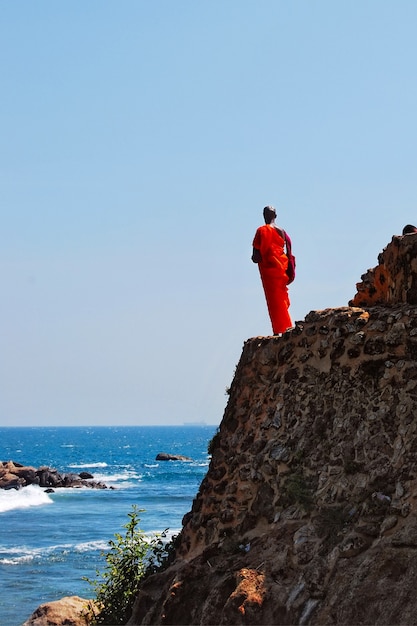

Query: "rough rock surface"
left=22, top=596, right=96, bottom=626
left=350, top=232, right=417, bottom=306
left=0, top=461, right=109, bottom=490
left=128, top=233, right=417, bottom=625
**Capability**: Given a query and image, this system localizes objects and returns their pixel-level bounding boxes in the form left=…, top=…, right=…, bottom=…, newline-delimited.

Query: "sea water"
left=0, top=425, right=216, bottom=626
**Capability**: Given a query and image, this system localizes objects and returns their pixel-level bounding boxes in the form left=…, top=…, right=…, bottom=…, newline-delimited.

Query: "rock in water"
left=155, top=452, right=193, bottom=461
left=0, top=461, right=109, bottom=490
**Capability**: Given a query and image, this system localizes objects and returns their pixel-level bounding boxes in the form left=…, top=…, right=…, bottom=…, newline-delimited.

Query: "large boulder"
left=0, top=472, right=24, bottom=490
left=37, top=467, right=63, bottom=488
left=79, top=472, right=94, bottom=480
left=0, top=461, right=31, bottom=489
left=22, top=596, right=97, bottom=626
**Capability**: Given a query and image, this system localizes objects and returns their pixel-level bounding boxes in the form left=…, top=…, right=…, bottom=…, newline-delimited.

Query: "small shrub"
left=85, top=506, right=176, bottom=625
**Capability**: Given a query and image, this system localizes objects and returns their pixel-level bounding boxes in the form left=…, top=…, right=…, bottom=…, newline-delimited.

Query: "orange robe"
left=253, top=224, right=292, bottom=334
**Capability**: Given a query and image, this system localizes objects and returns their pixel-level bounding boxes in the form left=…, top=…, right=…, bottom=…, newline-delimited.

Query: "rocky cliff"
left=127, top=233, right=417, bottom=626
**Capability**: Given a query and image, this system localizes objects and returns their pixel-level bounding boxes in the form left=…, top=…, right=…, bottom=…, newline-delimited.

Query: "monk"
left=252, top=205, right=293, bottom=335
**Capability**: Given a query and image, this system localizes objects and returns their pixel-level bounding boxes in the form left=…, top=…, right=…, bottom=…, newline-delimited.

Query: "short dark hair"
left=263, top=206, right=276, bottom=223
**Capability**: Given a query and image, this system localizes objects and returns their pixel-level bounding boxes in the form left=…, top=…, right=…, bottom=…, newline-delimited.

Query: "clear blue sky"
left=1, top=1, right=416, bottom=426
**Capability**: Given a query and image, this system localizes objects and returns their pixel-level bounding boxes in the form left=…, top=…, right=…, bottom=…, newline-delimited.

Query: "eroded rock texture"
left=350, top=232, right=417, bottom=306
left=128, top=233, right=417, bottom=626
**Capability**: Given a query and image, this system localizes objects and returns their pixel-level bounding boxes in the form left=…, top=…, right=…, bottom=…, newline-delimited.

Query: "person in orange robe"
left=252, top=206, right=293, bottom=335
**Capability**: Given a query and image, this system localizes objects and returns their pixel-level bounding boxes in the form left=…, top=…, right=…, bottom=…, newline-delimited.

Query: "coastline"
left=0, top=425, right=215, bottom=626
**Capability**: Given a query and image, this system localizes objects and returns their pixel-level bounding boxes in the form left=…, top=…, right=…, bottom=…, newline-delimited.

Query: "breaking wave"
left=0, top=485, right=53, bottom=514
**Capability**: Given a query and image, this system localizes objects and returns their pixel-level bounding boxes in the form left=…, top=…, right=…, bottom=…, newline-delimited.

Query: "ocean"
left=0, top=425, right=216, bottom=626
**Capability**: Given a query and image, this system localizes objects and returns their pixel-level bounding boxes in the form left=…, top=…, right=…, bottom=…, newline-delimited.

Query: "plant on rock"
left=85, top=505, right=176, bottom=625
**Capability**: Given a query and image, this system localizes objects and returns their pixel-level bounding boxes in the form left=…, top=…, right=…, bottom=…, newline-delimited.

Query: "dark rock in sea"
left=38, top=467, right=61, bottom=488
left=156, top=452, right=193, bottom=462
left=18, top=467, right=39, bottom=484
left=0, top=461, right=110, bottom=490
left=2, top=476, right=24, bottom=490
left=79, top=471, right=94, bottom=479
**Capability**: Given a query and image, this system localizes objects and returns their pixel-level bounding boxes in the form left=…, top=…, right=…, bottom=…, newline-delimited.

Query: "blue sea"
left=0, top=425, right=216, bottom=626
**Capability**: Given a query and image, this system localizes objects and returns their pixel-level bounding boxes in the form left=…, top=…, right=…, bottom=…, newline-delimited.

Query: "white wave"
left=36, top=539, right=109, bottom=556
left=144, top=463, right=159, bottom=468
left=68, top=462, right=108, bottom=469
left=0, top=554, right=34, bottom=566
left=0, top=545, right=43, bottom=566
left=37, top=540, right=109, bottom=555
left=0, top=485, right=53, bottom=514
left=0, top=539, right=109, bottom=566
left=73, top=540, right=109, bottom=553
left=93, top=471, right=143, bottom=485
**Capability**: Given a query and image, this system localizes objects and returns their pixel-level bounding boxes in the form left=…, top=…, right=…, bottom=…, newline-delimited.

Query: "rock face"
left=22, top=596, right=96, bottom=626
left=350, top=232, right=417, bottom=306
left=128, top=233, right=417, bottom=626
left=0, top=461, right=109, bottom=490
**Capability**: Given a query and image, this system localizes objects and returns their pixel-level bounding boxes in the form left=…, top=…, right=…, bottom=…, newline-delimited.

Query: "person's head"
left=263, top=205, right=277, bottom=224
left=402, top=224, right=417, bottom=235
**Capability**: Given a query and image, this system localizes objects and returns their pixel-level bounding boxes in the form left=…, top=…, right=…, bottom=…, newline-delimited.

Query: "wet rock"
left=79, top=471, right=94, bottom=479
left=0, top=461, right=109, bottom=490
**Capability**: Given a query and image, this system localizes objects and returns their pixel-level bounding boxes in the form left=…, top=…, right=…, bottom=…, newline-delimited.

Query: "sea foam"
left=68, top=462, right=108, bottom=468
left=0, top=484, right=53, bottom=514
left=0, top=539, right=109, bottom=566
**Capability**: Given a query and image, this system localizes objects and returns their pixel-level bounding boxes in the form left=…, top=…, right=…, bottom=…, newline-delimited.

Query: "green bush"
left=85, top=506, right=176, bottom=625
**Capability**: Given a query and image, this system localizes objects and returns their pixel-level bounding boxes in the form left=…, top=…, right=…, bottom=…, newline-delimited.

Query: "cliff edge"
left=126, top=233, right=417, bottom=626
